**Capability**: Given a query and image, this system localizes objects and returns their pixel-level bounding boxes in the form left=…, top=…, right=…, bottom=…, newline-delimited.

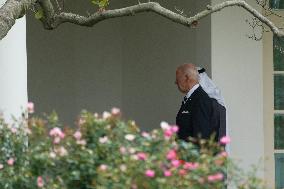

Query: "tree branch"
left=1, top=0, right=284, bottom=40
left=44, top=0, right=284, bottom=37
left=0, top=0, right=35, bottom=39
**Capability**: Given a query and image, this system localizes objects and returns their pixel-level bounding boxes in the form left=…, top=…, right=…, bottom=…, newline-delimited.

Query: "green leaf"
left=91, top=0, right=109, bottom=8
left=35, top=9, right=44, bottom=20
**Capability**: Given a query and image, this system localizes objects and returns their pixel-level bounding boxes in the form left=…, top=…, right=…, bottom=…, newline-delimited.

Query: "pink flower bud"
left=141, top=131, right=150, bottom=138
left=7, top=158, right=14, bottom=166
left=219, top=151, right=228, bottom=158
left=220, top=136, right=231, bottom=144
left=171, top=159, right=180, bottom=168
left=207, top=173, right=224, bottom=182
left=37, top=176, right=44, bottom=188
left=170, top=125, right=179, bottom=133
left=119, top=146, right=127, bottom=154
left=164, top=129, right=174, bottom=139
left=145, top=169, right=155, bottom=177
left=166, top=149, right=177, bottom=160
left=73, top=131, right=82, bottom=140
left=137, top=152, right=147, bottom=160
left=49, top=127, right=65, bottom=139
left=99, top=164, right=108, bottom=171
left=111, top=107, right=121, bottom=116
left=183, top=162, right=199, bottom=170
left=27, top=102, right=34, bottom=113
left=178, top=169, right=187, bottom=176
left=163, top=170, right=172, bottom=177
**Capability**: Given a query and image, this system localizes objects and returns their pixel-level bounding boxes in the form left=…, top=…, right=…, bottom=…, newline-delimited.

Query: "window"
left=273, top=36, right=284, bottom=189
left=270, top=0, right=284, bottom=9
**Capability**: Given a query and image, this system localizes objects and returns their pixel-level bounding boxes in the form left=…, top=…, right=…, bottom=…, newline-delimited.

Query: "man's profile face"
left=175, top=69, right=188, bottom=94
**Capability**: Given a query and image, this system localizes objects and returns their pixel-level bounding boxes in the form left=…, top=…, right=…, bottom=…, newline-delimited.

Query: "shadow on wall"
left=27, top=0, right=211, bottom=130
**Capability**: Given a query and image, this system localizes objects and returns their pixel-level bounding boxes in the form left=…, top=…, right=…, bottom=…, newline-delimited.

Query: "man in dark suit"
left=175, top=64, right=220, bottom=142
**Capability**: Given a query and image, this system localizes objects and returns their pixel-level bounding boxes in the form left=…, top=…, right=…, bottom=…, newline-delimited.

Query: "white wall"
left=211, top=0, right=264, bottom=174
left=0, top=0, right=27, bottom=121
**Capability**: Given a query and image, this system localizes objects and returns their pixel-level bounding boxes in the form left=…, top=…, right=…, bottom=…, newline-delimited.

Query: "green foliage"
left=91, top=0, right=109, bottom=9
left=0, top=109, right=266, bottom=189
left=35, top=9, right=44, bottom=20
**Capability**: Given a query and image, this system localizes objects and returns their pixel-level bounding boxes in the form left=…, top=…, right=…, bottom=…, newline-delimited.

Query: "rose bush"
left=0, top=104, right=265, bottom=189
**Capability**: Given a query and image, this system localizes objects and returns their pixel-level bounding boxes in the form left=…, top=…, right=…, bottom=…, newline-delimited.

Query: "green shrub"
left=0, top=106, right=265, bottom=189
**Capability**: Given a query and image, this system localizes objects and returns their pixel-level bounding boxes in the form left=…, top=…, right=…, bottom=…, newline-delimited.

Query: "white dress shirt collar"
left=185, top=84, right=200, bottom=99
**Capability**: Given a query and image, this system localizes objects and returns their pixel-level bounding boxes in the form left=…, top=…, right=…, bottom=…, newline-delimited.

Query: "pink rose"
left=73, top=131, right=82, bottom=140
left=145, top=169, right=155, bottom=177
left=164, top=129, right=174, bottom=139
left=137, top=152, right=147, bottom=160
left=178, top=169, right=187, bottom=176
left=141, top=131, right=150, bottom=138
left=111, top=107, right=121, bottom=116
left=99, top=164, right=108, bottom=171
left=219, top=151, right=228, bottom=158
left=171, top=159, right=180, bottom=168
left=166, top=149, right=177, bottom=160
left=37, top=176, right=44, bottom=188
left=163, top=170, right=172, bottom=177
left=170, top=125, right=179, bottom=133
left=49, top=127, right=65, bottom=139
left=27, top=102, right=34, bottom=113
left=183, top=162, right=199, bottom=170
left=220, top=136, right=231, bottom=145
left=7, top=158, right=14, bottom=166
left=119, top=146, right=127, bottom=154
left=207, top=173, right=224, bottom=182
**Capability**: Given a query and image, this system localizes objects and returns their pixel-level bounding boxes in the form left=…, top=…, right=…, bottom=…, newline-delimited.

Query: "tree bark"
left=1, top=0, right=284, bottom=40
left=0, top=0, right=35, bottom=39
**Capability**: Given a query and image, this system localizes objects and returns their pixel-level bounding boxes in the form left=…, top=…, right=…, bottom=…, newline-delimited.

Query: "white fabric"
left=197, top=68, right=229, bottom=153
left=197, top=68, right=226, bottom=107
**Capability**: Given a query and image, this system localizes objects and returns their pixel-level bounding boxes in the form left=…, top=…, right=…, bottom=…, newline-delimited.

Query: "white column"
left=0, top=0, right=27, bottom=120
left=211, top=0, right=264, bottom=176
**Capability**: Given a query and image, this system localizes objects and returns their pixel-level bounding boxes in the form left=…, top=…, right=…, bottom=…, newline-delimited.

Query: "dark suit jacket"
left=211, top=98, right=226, bottom=141
left=176, top=86, right=222, bottom=142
